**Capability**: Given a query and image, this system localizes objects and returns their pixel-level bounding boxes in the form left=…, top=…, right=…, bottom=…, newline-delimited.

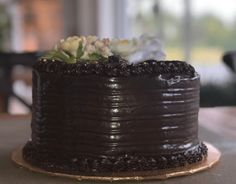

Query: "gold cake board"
left=11, top=143, right=220, bottom=181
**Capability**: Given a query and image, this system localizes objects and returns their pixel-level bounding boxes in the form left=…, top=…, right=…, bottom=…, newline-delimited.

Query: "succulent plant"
left=41, top=35, right=166, bottom=64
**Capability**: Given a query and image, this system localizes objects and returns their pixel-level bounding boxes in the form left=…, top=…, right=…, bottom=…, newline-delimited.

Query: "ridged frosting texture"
left=23, top=60, right=207, bottom=174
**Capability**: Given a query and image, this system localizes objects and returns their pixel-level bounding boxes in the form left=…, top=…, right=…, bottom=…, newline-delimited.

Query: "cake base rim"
left=11, top=142, right=220, bottom=181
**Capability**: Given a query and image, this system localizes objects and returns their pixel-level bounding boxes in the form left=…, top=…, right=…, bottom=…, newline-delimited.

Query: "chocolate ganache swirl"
left=23, top=57, right=207, bottom=175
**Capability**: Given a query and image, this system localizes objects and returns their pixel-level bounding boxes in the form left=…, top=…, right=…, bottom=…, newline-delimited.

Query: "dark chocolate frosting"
left=23, top=59, right=207, bottom=175
left=36, top=56, right=196, bottom=77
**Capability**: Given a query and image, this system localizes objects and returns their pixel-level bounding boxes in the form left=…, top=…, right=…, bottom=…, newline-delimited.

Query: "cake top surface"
left=35, top=58, right=196, bottom=78
left=38, top=35, right=197, bottom=78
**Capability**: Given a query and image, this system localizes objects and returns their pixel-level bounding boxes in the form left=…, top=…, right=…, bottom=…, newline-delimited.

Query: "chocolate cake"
left=22, top=36, right=207, bottom=176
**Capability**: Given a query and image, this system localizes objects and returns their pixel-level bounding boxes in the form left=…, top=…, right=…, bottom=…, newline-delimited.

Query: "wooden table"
left=0, top=107, right=236, bottom=183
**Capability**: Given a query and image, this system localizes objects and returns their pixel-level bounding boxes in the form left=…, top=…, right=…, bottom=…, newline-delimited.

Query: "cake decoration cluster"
left=41, top=35, right=166, bottom=64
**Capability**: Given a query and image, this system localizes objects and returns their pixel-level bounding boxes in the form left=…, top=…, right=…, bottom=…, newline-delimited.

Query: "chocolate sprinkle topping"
left=37, top=56, right=196, bottom=77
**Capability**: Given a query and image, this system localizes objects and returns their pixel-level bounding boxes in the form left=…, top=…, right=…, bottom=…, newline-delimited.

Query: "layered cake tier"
left=23, top=59, right=207, bottom=175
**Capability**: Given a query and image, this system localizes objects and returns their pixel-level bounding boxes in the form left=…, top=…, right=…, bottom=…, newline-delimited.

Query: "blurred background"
left=1, top=0, right=236, bottom=114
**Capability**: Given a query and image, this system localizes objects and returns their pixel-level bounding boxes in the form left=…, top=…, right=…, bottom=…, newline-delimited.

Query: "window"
left=127, top=0, right=236, bottom=84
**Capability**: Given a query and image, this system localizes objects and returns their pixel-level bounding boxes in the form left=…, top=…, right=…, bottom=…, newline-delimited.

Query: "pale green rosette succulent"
left=110, top=35, right=166, bottom=64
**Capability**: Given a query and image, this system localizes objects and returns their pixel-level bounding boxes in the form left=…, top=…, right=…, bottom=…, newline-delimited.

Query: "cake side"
left=23, top=60, right=207, bottom=175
